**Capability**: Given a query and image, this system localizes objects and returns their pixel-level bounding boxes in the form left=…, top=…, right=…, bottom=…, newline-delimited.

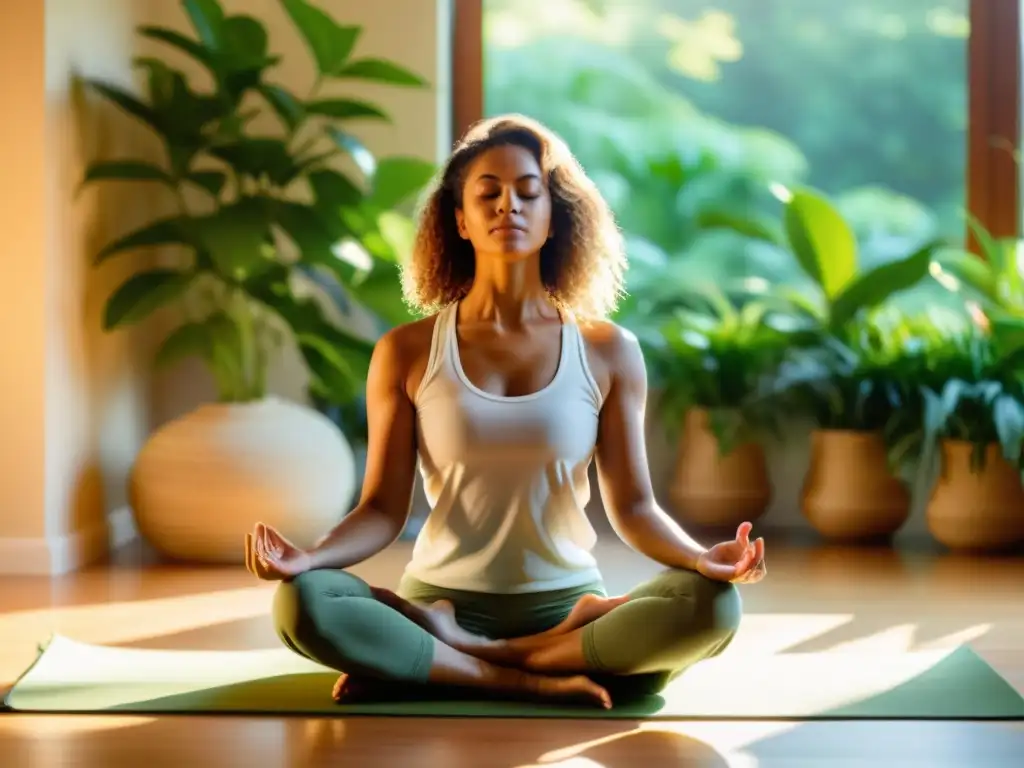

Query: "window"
left=453, top=0, right=1020, bottom=314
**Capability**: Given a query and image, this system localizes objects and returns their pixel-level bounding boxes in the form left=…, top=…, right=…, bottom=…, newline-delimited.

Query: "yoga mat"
left=4, top=634, right=1023, bottom=720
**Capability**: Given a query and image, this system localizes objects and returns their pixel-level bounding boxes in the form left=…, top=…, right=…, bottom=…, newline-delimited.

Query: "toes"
left=578, top=677, right=612, bottom=709
left=331, top=674, right=349, bottom=701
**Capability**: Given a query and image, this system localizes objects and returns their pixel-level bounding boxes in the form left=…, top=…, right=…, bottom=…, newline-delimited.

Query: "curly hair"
left=400, top=114, right=627, bottom=320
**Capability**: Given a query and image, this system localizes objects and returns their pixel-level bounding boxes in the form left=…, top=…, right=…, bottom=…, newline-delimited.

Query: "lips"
left=491, top=223, right=527, bottom=234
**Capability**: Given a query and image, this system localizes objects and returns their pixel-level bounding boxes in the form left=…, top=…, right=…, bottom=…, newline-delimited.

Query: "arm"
left=302, top=328, right=419, bottom=571
left=593, top=327, right=708, bottom=571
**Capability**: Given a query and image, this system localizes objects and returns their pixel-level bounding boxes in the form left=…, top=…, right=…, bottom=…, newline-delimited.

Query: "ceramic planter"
left=668, top=408, right=771, bottom=528
left=926, top=440, right=1024, bottom=551
left=801, top=429, right=910, bottom=541
left=129, top=397, right=357, bottom=563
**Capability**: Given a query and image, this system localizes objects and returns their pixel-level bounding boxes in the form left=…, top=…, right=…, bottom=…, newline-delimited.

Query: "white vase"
left=128, top=397, right=357, bottom=563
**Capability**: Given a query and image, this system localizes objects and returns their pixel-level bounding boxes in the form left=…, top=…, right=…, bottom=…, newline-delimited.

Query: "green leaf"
left=275, top=201, right=352, bottom=273
left=309, top=169, right=364, bottom=209
left=154, top=321, right=212, bottom=369
left=376, top=212, right=417, bottom=262
left=966, top=211, right=999, bottom=265
left=182, top=0, right=225, bottom=49
left=335, top=58, right=427, bottom=86
left=258, top=84, right=305, bottom=132
left=81, top=160, right=172, bottom=187
left=204, top=311, right=248, bottom=398
left=280, top=0, right=360, bottom=76
left=209, top=138, right=297, bottom=186
left=828, top=240, right=938, bottom=330
left=305, top=98, right=389, bottom=121
left=103, top=269, right=194, bottom=329
left=346, top=261, right=413, bottom=326
left=95, top=217, right=191, bottom=264
left=137, top=26, right=216, bottom=69
left=86, top=80, right=160, bottom=133
left=190, top=198, right=273, bottom=280
left=931, top=248, right=997, bottom=301
left=326, top=128, right=376, bottom=177
left=993, top=394, right=1024, bottom=461
left=185, top=170, right=227, bottom=197
left=784, top=188, right=857, bottom=300
left=299, top=334, right=361, bottom=401
left=221, top=15, right=271, bottom=71
left=695, top=209, right=783, bottom=246
left=368, top=156, right=436, bottom=210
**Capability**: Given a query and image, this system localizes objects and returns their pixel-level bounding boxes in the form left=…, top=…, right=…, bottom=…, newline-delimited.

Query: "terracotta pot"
left=129, top=397, right=357, bottom=563
left=801, top=429, right=910, bottom=541
left=926, top=440, right=1024, bottom=551
left=668, top=408, right=771, bottom=528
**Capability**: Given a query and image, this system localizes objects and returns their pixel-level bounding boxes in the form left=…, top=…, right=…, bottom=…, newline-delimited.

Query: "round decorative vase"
left=801, top=429, right=910, bottom=541
left=668, top=408, right=771, bottom=528
left=926, top=440, right=1024, bottom=552
left=128, top=397, right=357, bottom=563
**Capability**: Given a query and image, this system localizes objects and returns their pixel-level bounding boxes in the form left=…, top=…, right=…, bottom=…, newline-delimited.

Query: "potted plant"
left=81, top=0, right=435, bottom=562
left=765, top=187, right=941, bottom=541
left=919, top=322, right=1024, bottom=551
left=640, top=283, right=802, bottom=530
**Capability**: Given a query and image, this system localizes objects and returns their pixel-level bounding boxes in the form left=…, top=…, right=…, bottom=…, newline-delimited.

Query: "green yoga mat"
left=4, top=634, right=1023, bottom=720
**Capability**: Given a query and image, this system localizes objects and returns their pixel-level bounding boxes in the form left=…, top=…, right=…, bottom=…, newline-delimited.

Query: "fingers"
left=244, top=533, right=253, bottom=575
left=735, top=521, right=753, bottom=548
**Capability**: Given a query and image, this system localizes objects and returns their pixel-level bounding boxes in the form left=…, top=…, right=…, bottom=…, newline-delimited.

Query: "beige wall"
left=0, top=2, right=47, bottom=543
left=0, top=0, right=154, bottom=575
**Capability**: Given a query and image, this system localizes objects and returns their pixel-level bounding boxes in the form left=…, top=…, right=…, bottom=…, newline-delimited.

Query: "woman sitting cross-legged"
left=244, top=114, right=766, bottom=709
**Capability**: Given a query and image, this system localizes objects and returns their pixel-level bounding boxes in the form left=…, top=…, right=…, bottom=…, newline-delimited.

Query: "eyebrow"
left=475, top=173, right=542, bottom=182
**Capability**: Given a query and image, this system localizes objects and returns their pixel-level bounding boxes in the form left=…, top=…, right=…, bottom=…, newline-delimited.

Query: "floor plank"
left=1, top=535, right=1022, bottom=767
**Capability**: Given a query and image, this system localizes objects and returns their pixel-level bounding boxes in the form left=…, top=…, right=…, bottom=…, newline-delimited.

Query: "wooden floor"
left=1, top=533, right=1023, bottom=767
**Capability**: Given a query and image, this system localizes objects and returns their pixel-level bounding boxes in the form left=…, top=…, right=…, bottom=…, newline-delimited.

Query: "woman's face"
left=455, top=143, right=552, bottom=261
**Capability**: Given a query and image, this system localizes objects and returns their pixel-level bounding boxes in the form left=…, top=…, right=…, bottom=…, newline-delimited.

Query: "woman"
left=245, top=114, right=766, bottom=709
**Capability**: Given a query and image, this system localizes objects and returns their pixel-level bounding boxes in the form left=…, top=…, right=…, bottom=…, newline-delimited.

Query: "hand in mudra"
left=696, top=522, right=766, bottom=584
left=244, top=522, right=311, bottom=581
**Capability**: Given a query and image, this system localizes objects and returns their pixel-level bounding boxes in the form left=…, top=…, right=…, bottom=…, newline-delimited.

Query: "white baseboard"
left=0, top=506, right=138, bottom=576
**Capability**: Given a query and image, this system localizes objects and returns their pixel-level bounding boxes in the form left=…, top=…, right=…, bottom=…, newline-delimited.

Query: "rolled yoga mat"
left=4, top=635, right=1023, bottom=720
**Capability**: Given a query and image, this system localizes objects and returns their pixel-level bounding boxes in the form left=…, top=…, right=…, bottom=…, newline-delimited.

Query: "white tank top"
left=404, top=301, right=605, bottom=594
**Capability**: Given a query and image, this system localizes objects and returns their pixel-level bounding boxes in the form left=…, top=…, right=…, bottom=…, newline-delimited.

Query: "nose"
left=496, top=187, right=521, bottom=215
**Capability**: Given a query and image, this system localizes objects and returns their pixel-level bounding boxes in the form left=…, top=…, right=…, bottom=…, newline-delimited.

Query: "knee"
left=272, top=569, right=369, bottom=644
left=662, top=570, right=743, bottom=637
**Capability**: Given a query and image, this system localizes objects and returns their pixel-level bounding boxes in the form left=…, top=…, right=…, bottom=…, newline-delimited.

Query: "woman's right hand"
left=244, top=522, right=313, bottom=581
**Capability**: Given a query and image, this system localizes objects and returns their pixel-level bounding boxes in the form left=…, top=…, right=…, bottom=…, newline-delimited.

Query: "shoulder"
left=576, top=318, right=647, bottom=400
left=376, top=313, right=439, bottom=358
left=372, top=311, right=443, bottom=400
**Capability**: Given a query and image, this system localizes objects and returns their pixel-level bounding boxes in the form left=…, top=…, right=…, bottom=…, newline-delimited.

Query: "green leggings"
left=272, top=566, right=742, bottom=699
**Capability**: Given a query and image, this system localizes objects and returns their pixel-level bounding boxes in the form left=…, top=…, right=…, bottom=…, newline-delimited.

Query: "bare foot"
left=554, top=593, right=629, bottom=635
left=332, top=673, right=371, bottom=703
left=530, top=673, right=612, bottom=709
left=371, top=587, right=493, bottom=651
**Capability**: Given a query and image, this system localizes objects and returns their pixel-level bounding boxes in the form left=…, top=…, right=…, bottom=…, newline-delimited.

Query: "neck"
left=461, top=251, right=556, bottom=325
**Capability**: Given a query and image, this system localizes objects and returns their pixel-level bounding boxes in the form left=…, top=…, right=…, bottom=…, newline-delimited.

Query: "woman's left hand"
left=696, top=522, right=766, bottom=584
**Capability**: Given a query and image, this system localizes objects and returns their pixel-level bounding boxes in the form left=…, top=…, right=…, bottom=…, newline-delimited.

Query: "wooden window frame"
left=451, top=0, right=1021, bottom=243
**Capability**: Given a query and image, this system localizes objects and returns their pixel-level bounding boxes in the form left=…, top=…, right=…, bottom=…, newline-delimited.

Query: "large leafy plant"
left=82, top=0, right=435, bottom=436
left=918, top=322, right=1024, bottom=476
left=644, top=283, right=811, bottom=454
left=760, top=187, right=942, bottom=434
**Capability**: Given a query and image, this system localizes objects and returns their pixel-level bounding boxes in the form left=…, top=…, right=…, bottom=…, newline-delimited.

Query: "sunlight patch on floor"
left=0, top=715, right=157, bottom=738
left=529, top=722, right=780, bottom=767
left=0, top=587, right=274, bottom=682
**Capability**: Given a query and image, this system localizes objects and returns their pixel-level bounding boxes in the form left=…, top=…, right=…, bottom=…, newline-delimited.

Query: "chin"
left=485, top=233, right=545, bottom=261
